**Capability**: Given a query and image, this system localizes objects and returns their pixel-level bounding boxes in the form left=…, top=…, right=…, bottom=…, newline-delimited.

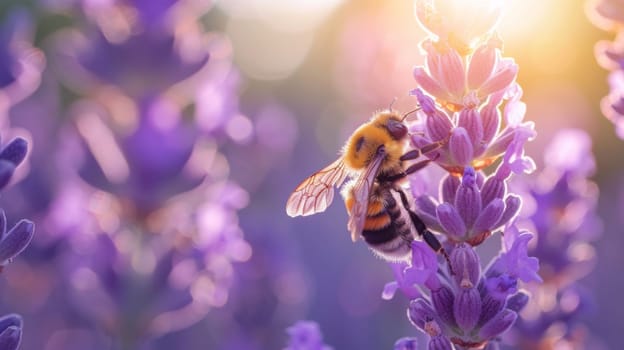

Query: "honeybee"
left=286, top=109, right=451, bottom=265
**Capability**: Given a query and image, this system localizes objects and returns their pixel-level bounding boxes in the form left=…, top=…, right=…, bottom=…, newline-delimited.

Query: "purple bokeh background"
left=0, top=0, right=621, bottom=349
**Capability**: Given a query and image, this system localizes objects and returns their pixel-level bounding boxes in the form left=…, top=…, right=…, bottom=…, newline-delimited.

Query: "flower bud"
left=454, top=288, right=482, bottom=332
left=440, top=174, right=460, bottom=204
left=431, top=285, right=456, bottom=327
left=472, top=199, right=504, bottom=235
left=480, top=176, right=505, bottom=206
left=394, top=337, right=418, bottom=350
left=506, top=292, right=529, bottom=312
left=479, top=59, right=518, bottom=97
left=428, top=335, right=453, bottom=350
left=468, top=43, right=497, bottom=90
left=495, top=195, right=521, bottom=228
left=0, top=220, right=35, bottom=264
left=451, top=243, right=481, bottom=287
left=436, top=203, right=466, bottom=240
left=0, top=137, right=28, bottom=166
left=455, top=167, right=482, bottom=229
left=408, top=299, right=437, bottom=331
left=449, top=128, right=474, bottom=166
left=458, top=108, right=484, bottom=154
left=478, top=309, right=516, bottom=340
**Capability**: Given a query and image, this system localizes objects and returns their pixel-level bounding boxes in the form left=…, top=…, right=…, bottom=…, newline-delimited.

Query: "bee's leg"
left=378, top=158, right=433, bottom=183
left=395, top=189, right=455, bottom=275
left=403, top=158, right=434, bottom=176
left=399, top=140, right=445, bottom=161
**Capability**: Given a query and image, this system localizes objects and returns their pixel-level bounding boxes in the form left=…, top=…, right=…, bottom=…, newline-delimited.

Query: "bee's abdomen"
left=361, top=195, right=413, bottom=260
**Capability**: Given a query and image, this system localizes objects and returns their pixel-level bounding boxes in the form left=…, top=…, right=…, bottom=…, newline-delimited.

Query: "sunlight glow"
left=217, top=0, right=345, bottom=32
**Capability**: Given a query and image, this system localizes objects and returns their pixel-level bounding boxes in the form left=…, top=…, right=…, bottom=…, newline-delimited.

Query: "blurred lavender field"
left=0, top=0, right=622, bottom=349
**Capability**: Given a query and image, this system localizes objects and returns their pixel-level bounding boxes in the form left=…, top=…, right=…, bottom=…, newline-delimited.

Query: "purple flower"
left=516, top=129, right=600, bottom=282
left=385, top=2, right=544, bottom=348
left=62, top=182, right=251, bottom=342
left=392, top=243, right=533, bottom=349
left=74, top=96, right=203, bottom=215
left=49, top=0, right=214, bottom=100
left=600, top=70, right=624, bottom=138
left=488, top=226, right=541, bottom=284
left=382, top=262, right=423, bottom=301
left=405, top=241, right=441, bottom=288
left=0, top=314, right=22, bottom=350
left=409, top=4, right=535, bottom=176
left=394, top=337, right=419, bottom=350
left=589, top=0, right=624, bottom=137
left=54, top=28, right=210, bottom=98
left=0, top=136, right=34, bottom=270
left=284, top=321, right=332, bottom=350
left=413, top=37, right=517, bottom=109
left=0, top=137, right=29, bottom=191
left=510, top=285, right=595, bottom=349
left=0, top=211, right=35, bottom=268
left=410, top=87, right=535, bottom=176
left=505, top=129, right=600, bottom=349
left=415, top=167, right=521, bottom=246
left=56, top=159, right=250, bottom=341
left=15, top=0, right=252, bottom=345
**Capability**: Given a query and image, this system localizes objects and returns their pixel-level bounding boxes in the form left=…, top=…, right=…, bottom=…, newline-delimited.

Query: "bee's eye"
left=387, top=119, right=407, bottom=139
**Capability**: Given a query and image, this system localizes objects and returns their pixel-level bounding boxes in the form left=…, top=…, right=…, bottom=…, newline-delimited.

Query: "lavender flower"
left=58, top=96, right=251, bottom=344
left=51, top=0, right=211, bottom=99
left=507, top=130, right=601, bottom=349
left=409, top=19, right=535, bottom=176
left=394, top=337, right=419, bottom=350
left=20, top=0, right=256, bottom=345
left=0, top=135, right=35, bottom=271
left=0, top=25, right=37, bottom=344
left=284, top=321, right=332, bottom=350
left=412, top=36, right=516, bottom=109
left=408, top=0, right=536, bottom=243
left=0, top=314, right=22, bottom=350
left=410, top=81, right=535, bottom=177
left=588, top=0, right=624, bottom=137
left=0, top=137, right=28, bottom=191
left=592, top=33, right=624, bottom=137
left=73, top=97, right=203, bottom=215
left=0, top=211, right=34, bottom=268
left=386, top=1, right=541, bottom=348
left=62, top=178, right=250, bottom=342
left=388, top=239, right=535, bottom=349
left=415, top=166, right=522, bottom=246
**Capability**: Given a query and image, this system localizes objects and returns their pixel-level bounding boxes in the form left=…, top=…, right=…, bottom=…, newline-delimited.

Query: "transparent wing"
left=286, top=158, right=349, bottom=217
left=347, top=148, right=386, bottom=241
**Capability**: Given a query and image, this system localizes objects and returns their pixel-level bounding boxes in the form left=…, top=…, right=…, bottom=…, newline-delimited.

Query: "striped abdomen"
left=345, top=185, right=414, bottom=261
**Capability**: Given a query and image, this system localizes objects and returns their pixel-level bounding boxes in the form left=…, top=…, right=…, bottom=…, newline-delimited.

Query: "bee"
left=286, top=109, right=451, bottom=266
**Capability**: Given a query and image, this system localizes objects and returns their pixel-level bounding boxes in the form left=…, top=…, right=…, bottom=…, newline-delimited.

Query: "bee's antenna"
left=388, top=97, right=398, bottom=111
left=401, top=106, right=421, bottom=122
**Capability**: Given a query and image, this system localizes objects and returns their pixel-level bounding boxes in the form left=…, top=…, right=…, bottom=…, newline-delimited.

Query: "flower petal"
left=0, top=220, right=35, bottom=263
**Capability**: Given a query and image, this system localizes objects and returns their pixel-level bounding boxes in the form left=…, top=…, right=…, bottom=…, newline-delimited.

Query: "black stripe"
left=362, top=225, right=397, bottom=245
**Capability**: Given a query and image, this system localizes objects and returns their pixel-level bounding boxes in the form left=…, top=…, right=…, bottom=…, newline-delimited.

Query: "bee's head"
left=384, top=114, right=408, bottom=140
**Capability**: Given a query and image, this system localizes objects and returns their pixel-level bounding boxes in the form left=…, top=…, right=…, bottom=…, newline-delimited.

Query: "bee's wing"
left=286, top=158, right=349, bottom=217
left=347, top=148, right=386, bottom=242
